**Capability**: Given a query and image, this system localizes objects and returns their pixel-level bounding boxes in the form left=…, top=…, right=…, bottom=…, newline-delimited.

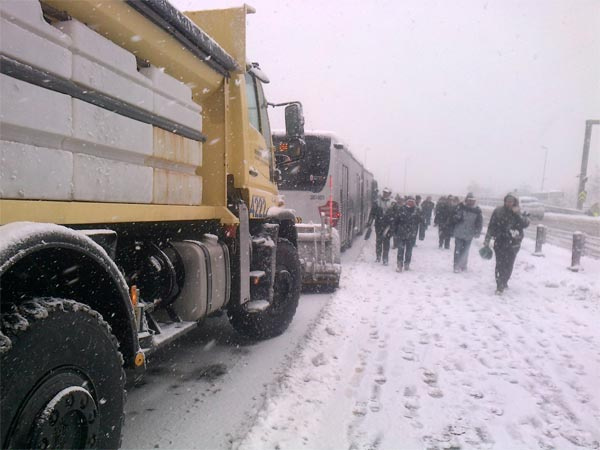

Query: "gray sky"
left=173, top=0, right=600, bottom=197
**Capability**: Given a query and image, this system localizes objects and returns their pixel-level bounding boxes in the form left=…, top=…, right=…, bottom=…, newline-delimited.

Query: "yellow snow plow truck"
left=0, top=1, right=306, bottom=447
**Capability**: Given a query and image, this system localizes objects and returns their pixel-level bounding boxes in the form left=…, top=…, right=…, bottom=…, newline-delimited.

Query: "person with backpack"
left=483, top=193, right=530, bottom=294
left=452, top=193, right=483, bottom=272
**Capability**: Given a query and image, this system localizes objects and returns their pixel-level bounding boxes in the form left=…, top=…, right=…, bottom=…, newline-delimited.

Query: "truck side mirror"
left=285, top=103, right=304, bottom=138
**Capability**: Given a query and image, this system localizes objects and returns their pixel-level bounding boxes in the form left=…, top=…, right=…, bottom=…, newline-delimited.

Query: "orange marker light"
left=130, top=285, right=138, bottom=306
left=135, top=352, right=145, bottom=367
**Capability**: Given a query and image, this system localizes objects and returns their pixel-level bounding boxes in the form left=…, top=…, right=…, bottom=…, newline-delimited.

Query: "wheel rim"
left=7, top=370, right=99, bottom=450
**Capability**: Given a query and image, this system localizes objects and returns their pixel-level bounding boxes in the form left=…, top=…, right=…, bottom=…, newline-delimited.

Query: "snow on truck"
left=273, top=131, right=375, bottom=290
left=0, top=1, right=306, bottom=448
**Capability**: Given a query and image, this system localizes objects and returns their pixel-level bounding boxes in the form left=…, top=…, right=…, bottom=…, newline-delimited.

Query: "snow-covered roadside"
left=235, top=233, right=600, bottom=450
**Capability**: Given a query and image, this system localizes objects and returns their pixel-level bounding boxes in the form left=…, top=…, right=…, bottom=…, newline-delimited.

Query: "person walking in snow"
left=452, top=193, right=483, bottom=272
left=434, top=195, right=453, bottom=249
left=414, top=195, right=426, bottom=244
left=420, top=196, right=435, bottom=239
left=390, top=196, right=403, bottom=249
left=483, top=193, right=530, bottom=294
left=393, top=196, right=422, bottom=272
left=367, top=187, right=395, bottom=265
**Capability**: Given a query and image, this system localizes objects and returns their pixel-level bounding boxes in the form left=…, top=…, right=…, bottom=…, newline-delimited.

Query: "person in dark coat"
left=367, top=187, right=394, bottom=265
left=452, top=193, right=483, bottom=272
left=483, top=193, right=530, bottom=294
left=413, top=195, right=425, bottom=244
left=421, top=196, right=435, bottom=226
left=391, top=196, right=404, bottom=250
left=434, top=195, right=454, bottom=249
left=393, top=196, right=422, bottom=272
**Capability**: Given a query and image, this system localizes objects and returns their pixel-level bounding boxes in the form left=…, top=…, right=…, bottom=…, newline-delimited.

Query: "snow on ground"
left=235, top=232, right=600, bottom=450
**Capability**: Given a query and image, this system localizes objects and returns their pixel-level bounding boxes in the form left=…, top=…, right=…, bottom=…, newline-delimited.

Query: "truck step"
left=142, top=320, right=198, bottom=355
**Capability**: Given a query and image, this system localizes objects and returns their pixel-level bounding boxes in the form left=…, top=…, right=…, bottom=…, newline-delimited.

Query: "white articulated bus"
left=273, top=131, right=375, bottom=250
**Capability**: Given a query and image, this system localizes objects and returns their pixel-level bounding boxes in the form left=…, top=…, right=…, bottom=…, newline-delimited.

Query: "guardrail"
left=480, top=207, right=600, bottom=259
left=477, top=197, right=593, bottom=217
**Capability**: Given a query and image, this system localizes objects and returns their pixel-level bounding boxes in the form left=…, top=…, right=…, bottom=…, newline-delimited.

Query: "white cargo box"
left=153, top=169, right=202, bottom=206
left=0, top=74, right=72, bottom=149
left=67, top=99, right=153, bottom=158
left=0, top=0, right=72, bottom=78
left=55, top=19, right=153, bottom=111
left=141, top=66, right=202, bottom=133
left=72, top=153, right=153, bottom=203
left=0, top=140, right=73, bottom=200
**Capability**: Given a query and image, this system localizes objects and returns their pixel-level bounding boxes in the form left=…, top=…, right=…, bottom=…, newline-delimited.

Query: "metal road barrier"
left=480, top=207, right=600, bottom=259
left=532, top=224, right=546, bottom=257
left=568, top=232, right=586, bottom=272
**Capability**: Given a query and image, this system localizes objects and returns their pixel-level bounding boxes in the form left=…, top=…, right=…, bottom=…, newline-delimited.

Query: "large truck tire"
left=1, top=298, right=125, bottom=450
left=229, top=238, right=301, bottom=339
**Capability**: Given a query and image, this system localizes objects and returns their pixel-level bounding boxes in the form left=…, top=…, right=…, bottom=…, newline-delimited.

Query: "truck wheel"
left=1, top=298, right=125, bottom=450
left=229, top=238, right=301, bottom=339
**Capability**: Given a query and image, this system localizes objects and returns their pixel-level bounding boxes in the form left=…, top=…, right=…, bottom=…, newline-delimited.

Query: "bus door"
left=341, top=165, right=349, bottom=244
left=360, top=173, right=365, bottom=231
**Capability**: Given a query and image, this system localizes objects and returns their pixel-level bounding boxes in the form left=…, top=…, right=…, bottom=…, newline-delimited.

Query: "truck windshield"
left=273, top=134, right=331, bottom=192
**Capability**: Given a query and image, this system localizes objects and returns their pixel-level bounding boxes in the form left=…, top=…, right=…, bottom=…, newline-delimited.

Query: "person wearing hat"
left=392, top=196, right=422, bottom=272
left=367, top=187, right=395, bottom=264
left=451, top=193, right=483, bottom=272
left=483, top=193, right=530, bottom=294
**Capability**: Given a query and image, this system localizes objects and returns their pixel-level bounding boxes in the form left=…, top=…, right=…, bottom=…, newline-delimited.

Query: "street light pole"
left=577, top=120, right=600, bottom=210
left=541, top=146, right=548, bottom=192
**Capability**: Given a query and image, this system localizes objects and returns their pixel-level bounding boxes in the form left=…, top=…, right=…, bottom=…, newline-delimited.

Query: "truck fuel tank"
left=170, top=236, right=230, bottom=321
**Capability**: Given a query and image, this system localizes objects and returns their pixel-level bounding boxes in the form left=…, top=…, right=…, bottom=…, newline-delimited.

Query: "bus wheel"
left=1, top=299, right=125, bottom=450
left=229, top=239, right=301, bottom=339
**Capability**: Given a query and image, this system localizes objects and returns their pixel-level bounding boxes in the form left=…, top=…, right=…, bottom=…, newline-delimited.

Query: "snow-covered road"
left=237, top=233, right=600, bottom=450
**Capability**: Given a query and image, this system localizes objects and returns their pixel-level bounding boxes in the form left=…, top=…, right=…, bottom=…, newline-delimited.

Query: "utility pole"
left=577, top=120, right=600, bottom=210
left=540, top=146, right=548, bottom=192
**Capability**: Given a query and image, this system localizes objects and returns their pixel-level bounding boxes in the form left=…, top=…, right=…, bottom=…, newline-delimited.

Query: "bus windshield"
left=274, top=134, right=331, bottom=193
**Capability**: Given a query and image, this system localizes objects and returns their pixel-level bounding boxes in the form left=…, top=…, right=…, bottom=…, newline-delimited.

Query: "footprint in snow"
left=369, top=386, right=382, bottom=412
left=468, top=390, right=485, bottom=400
left=402, top=352, right=415, bottom=362
left=422, top=369, right=438, bottom=386
left=352, top=401, right=368, bottom=417
left=428, top=388, right=444, bottom=398
left=404, top=385, right=418, bottom=397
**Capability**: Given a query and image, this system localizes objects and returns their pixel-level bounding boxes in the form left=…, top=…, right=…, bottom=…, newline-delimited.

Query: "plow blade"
left=295, top=223, right=341, bottom=290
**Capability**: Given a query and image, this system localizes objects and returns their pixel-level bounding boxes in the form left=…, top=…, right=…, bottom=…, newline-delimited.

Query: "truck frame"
left=0, top=1, right=305, bottom=448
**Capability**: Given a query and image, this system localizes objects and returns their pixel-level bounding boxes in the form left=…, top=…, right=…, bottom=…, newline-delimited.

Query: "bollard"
left=568, top=231, right=586, bottom=272
left=532, top=224, right=546, bottom=257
